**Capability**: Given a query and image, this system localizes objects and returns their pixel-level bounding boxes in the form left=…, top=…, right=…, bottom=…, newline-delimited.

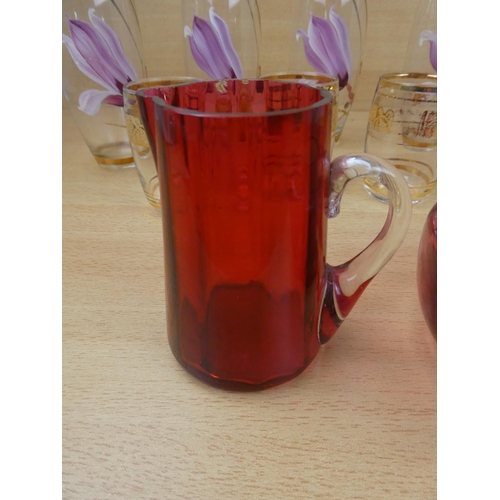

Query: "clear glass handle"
left=319, top=154, right=413, bottom=344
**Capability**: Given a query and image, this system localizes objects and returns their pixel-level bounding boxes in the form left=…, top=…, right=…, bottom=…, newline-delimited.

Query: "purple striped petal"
left=185, top=10, right=245, bottom=79
left=420, top=30, right=437, bottom=71
left=103, top=94, right=124, bottom=107
left=63, top=9, right=139, bottom=115
left=296, top=30, right=331, bottom=76
left=88, top=8, right=137, bottom=81
left=296, top=11, right=352, bottom=90
left=67, top=18, right=123, bottom=92
left=328, top=7, right=352, bottom=77
left=306, top=15, right=336, bottom=75
left=185, top=29, right=222, bottom=78
left=308, top=15, right=345, bottom=79
left=187, top=16, right=233, bottom=79
left=429, top=42, right=437, bottom=71
left=78, top=89, right=114, bottom=115
left=62, top=34, right=115, bottom=92
left=209, top=8, right=243, bottom=78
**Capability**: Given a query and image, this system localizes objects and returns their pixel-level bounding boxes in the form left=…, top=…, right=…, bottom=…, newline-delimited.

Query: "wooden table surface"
left=63, top=107, right=437, bottom=499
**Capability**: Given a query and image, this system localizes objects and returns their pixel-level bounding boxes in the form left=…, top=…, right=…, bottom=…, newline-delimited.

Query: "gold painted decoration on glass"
left=364, top=73, right=437, bottom=204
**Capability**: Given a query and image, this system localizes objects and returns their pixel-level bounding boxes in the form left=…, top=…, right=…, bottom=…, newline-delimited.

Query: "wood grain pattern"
left=62, top=108, right=436, bottom=499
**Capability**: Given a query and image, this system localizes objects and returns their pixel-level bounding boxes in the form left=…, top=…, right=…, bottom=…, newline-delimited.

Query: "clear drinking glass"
left=123, top=77, right=198, bottom=211
left=62, top=0, right=145, bottom=169
left=364, top=73, right=437, bottom=204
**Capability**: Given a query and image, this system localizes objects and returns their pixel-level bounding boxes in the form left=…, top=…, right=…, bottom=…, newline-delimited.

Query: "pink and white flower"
left=296, top=7, right=352, bottom=90
left=62, top=8, right=138, bottom=115
left=419, top=30, right=437, bottom=71
left=184, top=7, right=243, bottom=79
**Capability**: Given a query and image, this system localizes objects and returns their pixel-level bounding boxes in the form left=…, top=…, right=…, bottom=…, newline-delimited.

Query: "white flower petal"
left=78, top=89, right=114, bottom=115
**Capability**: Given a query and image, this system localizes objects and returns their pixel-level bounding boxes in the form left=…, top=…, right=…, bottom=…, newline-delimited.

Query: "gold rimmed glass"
left=364, top=73, right=437, bottom=204
left=123, top=77, right=198, bottom=211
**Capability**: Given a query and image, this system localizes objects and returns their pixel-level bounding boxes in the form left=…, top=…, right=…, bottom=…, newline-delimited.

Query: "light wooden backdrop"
left=133, top=0, right=421, bottom=111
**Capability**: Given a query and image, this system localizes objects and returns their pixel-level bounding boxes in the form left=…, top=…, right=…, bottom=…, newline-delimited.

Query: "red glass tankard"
left=138, top=80, right=412, bottom=390
left=417, top=203, right=437, bottom=339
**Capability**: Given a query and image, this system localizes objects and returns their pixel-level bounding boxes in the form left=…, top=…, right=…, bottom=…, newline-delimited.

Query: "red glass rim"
left=150, top=79, right=333, bottom=119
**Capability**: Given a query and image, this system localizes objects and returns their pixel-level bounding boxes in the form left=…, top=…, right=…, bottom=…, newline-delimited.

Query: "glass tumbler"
left=364, top=73, right=437, bottom=204
left=123, top=77, right=198, bottom=211
left=62, top=0, right=145, bottom=169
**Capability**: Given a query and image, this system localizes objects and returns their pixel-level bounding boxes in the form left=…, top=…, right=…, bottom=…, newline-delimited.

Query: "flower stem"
left=110, top=0, right=145, bottom=73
